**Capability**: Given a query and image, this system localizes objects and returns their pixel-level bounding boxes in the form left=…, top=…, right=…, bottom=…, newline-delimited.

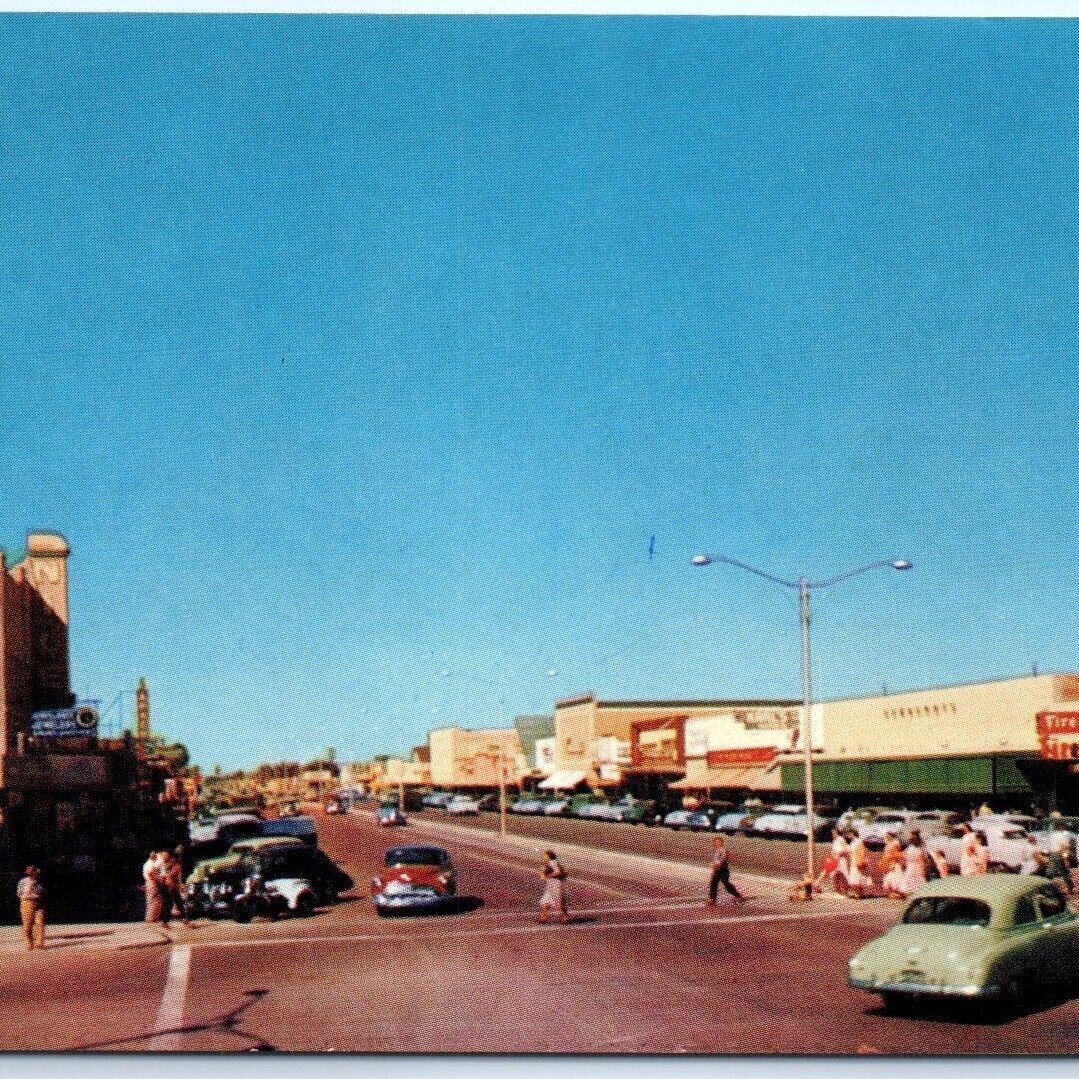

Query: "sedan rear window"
left=902, top=896, right=991, bottom=927
left=385, top=847, right=446, bottom=867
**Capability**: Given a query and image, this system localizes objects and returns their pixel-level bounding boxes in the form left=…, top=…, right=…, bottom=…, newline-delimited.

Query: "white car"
left=445, top=795, right=483, bottom=815
left=930, top=819, right=1034, bottom=872
left=747, top=805, right=806, bottom=838
left=1030, top=815, right=1079, bottom=862
left=858, top=810, right=920, bottom=849
left=543, top=796, right=572, bottom=816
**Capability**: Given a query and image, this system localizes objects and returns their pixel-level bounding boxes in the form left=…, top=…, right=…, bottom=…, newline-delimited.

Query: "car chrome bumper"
left=373, top=892, right=447, bottom=908
left=848, top=976, right=1000, bottom=999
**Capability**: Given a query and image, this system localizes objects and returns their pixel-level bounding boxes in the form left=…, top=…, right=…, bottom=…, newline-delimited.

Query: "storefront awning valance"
left=669, top=766, right=770, bottom=791
left=538, top=770, right=587, bottom=790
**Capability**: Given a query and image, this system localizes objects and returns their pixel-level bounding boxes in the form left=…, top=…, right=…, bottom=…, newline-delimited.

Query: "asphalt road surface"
left=1, top=806, right=1076, bottom=1054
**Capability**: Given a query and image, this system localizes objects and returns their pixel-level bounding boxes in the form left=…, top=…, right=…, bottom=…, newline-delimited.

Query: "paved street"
left=0, top=806, right=1076, bottom=1053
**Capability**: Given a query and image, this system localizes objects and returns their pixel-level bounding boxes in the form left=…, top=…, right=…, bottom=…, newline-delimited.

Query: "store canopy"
left=538, top=770, right=587, bottom=790
left=669, top=766, right=769, bottom=791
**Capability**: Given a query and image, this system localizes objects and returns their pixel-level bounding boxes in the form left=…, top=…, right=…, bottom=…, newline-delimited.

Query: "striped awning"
left=669, top=766, right=770, bottom=791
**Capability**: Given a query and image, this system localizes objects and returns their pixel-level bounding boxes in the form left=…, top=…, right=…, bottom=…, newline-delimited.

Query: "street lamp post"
left=690, top=553, right=913, bottom=891
left=438, top=666, right=559, bottom=840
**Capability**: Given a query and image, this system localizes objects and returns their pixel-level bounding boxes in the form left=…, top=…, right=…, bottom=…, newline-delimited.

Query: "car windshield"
left=875, top=814, right=907, bottom=824
left=1001, top=828, right=1028, bottom=840
left=386, top=847, right=445, bottom=867
left=247, top=852, right=311, bottom=879
left=902, top=896, right=992, bottom=927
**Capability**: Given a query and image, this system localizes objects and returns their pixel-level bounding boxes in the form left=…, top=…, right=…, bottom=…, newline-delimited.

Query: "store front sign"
left=1036, top=711, right=1079, bottom=760
left=29, top=705, right=98, bottom=738
left=707, top=746, right=777, bottom=767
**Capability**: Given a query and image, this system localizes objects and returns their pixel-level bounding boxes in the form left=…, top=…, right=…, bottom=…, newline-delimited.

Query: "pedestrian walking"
left=974, top=832, right=990, bottom=875
left=16, top=865, right=45, bottom=951
left=958, top=824, right=980, bottom=877
left=878, top=832, right=905, bottom=898
left=536, top=850, right=570, bottom=924
left=1020, top=836, right=1041, bottom=876
left=161, top=850, right=190, bottom=926
left=143, top=850, right=164, bottom=923
left=828, top=827, right=851, bottom=896
left=707, top=835, right=745, bottom=905
left=847, top=831, right=870, bottom=899
left=929, top=847, right=950, bottom=880
left=902, top=832, right=929, bottom=894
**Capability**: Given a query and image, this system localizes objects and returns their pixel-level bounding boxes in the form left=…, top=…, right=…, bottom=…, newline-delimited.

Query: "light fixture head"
left=891, top=560, right=914, bottom=571
left=690, top=554, right=712, bottom=567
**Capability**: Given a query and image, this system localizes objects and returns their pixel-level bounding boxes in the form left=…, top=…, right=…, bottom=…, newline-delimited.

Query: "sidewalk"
left=0, top=919, right=173, bottom=954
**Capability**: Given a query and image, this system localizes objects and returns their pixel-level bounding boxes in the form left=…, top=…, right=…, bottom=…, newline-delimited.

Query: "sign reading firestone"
left=1036, top=711, right=1079, bottom=760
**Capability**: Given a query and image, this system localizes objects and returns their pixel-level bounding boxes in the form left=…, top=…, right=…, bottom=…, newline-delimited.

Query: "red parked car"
left=371, top=845, right=457, bottom=915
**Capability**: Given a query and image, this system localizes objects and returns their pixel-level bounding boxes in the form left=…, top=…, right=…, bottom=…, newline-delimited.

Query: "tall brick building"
left=0, top=531, right=74, bottom=750
left=0, top=532, right=184, bottom=918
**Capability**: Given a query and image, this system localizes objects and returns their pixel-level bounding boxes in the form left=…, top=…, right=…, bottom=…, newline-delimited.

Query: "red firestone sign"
left=1036, top=711, right=1079, bottom=760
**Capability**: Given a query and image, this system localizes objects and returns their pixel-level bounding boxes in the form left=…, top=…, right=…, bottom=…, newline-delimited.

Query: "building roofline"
left=817, top=671, right=1076, bottom=704
left=597, top=698, right=801, bottom=709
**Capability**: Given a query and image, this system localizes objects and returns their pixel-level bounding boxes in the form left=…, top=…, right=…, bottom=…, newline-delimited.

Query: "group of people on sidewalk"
left=816, top=823, right=1076, bottom=901
left=142, top=848, right=189, bottom=927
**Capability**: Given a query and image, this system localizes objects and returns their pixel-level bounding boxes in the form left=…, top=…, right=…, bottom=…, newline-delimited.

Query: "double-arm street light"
left=690, top=553, right=913, bottom=891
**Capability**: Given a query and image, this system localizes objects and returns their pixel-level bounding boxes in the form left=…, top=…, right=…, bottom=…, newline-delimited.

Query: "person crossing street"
left=707, top=835, right=746, bottom=905
left=536, top=850, right=570, bottom=924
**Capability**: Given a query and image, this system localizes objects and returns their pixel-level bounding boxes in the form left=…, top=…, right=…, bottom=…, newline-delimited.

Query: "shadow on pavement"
left=66, top=988, right=277, bottom=1052
left=866, top=982, right=1078, bottom=1026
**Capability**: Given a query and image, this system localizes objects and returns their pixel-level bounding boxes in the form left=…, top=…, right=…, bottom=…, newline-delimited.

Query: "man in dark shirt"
left=707, top=836, right=746, bottom=905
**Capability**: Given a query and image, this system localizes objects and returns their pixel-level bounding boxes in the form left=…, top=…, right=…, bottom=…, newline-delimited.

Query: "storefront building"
left=381, top=747, right=433, bottom=793
left=550, top=693, right=799, bottom=796
left=775, top=673, right=1079, bottom=810
left=428, top=726, right=527, bottom=790
left=670, top=703, right=814, bottom=799
left=513, top=714, right=555, bottom=782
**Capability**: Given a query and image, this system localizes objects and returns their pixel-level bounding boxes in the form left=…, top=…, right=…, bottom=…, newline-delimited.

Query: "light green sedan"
left=848, top=875, right=1079, bottom=1013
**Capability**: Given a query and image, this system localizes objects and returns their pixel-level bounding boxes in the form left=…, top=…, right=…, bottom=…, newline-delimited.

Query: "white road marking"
left=189, top=907, right=845, bottom=953
left=147, top=944, right=191, bottom=1051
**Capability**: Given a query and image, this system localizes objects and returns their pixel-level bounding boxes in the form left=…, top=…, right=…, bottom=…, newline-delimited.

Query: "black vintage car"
left=186, top=841, right=354, bottom=920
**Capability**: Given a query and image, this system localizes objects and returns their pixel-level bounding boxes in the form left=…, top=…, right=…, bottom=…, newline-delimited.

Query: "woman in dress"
left=973, top=832, right=991, bottom=875
left=903, top=831, right=929, bottom=895
left=959, top=824, right=981, bottom=876
left=878, top=832, right=906, bottom=898
left=537, top=850, right=570, bottom=924
left=847, top=831, right=871, bottom=899
left=829, top=828, right=850, bottom=895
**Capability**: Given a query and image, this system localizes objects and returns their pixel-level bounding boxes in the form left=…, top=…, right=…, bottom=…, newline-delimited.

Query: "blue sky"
left=1, top=16, right=1075, bottom=770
